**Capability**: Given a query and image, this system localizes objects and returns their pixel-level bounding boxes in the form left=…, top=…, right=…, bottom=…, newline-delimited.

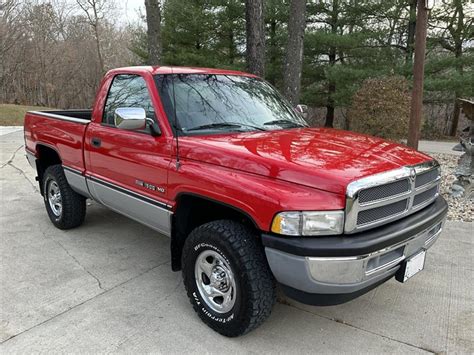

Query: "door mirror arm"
left=146, top=118, right=161, bottom=136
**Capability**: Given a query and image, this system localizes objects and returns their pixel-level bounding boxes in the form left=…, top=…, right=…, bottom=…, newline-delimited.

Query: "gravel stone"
left=430, top=153, right=473, bottom=222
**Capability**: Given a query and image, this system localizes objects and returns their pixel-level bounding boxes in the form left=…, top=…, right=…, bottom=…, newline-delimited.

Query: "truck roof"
left=108, top=66, right=258, bottom=78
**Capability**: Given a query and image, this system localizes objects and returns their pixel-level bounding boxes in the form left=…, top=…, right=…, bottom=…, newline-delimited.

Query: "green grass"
left=0, top=104, right=53, bottom=126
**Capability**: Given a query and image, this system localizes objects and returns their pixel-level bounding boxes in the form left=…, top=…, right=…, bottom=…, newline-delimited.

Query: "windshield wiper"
left=263, top=119, right=306, bottom=127
left=186, top=122, right=266, bottom=132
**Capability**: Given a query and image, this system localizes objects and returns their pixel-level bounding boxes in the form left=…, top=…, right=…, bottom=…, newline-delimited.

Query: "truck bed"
left=24, top=109, right=92, bottom=172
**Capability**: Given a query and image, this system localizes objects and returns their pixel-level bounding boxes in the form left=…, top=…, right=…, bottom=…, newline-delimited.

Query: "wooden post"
left=407, top=1, right=430, bottom=150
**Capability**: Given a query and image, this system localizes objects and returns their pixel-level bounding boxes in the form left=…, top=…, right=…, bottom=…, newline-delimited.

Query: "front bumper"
left=262, top=196, right=448, bottom=305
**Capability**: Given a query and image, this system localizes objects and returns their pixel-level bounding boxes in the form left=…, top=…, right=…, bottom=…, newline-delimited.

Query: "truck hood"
left=179, top=128, right=432, bottom=195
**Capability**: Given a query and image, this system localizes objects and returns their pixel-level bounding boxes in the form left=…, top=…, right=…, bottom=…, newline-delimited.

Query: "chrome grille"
left=357, top=199, right=408, bottom=225
left=359, top=179, right=410, bottom=203
left=345, top=161, right=440, bottom=233
left=415, top=169, right=439, bottom=188
left=413, top=185, right=438, bottom=207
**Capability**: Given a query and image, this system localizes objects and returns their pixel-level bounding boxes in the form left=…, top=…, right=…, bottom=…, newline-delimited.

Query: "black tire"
left=182, top=220, right=276, bottom=337
left=43, top=164, right=86, bottom=229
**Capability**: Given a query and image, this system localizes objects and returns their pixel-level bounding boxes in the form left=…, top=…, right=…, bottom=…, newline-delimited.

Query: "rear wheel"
left=43, top=165, right=86, bottom=229
left=182, top=220, right=276, bottom=337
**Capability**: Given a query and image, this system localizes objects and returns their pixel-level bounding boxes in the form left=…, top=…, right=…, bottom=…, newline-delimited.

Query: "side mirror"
left=295, top=104, right=309, bottom=119
left=114, top=107, right=146, bottom=131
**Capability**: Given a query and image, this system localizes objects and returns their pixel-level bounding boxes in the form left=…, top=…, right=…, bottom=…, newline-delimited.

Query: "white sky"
left=68, top=0, right=474, bottom=28
left=120, top=0, right=145, bottom=25
left=63, top=0, right=146, bottom=26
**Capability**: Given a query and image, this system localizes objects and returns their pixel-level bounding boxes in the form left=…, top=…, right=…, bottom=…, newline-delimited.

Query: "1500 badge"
left=135, top=179, right=165, bottom=193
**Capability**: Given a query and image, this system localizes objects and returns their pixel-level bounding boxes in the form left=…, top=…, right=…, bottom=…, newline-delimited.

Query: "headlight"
left=271, top=211, right=344, bottom=236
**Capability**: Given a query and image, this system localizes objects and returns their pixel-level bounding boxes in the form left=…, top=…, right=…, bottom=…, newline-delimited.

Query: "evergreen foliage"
left=133, top=0, right=472, bottom=132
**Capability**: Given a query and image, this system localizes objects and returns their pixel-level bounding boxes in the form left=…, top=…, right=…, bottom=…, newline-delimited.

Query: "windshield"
left=155, top=74, right=308, bottom=135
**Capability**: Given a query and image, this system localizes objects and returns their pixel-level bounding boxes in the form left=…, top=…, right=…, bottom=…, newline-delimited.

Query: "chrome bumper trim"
left=306, top=219, right=444, bottom=285
left=265, top=217, right=445, bottom=295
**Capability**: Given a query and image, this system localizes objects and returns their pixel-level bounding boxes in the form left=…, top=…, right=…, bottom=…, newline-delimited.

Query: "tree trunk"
left=245, top=0, right=265, bottom=77
left=325, top=74, right=336, bottom=128
left=145, top=0, right=162, bottom=65
left=451, top=97, right=461, bottom=136
left=406, top=0, right=417, bottom=64
left=90, top=3, right=104, bottom=74
left=449, top=0, right=464, bottom=137
left=450, top=45, right=463, bottom=136
left=407, top=0, right=429, bottom=149
left=282, top=0, right=307, bottom=106
left=324, top=0, right=339, bottom=128
left=92, top=23, right=104, bottom=74
left=267, top=18, right=277, bottom=85
left=228, top=31, right=235, bottom=65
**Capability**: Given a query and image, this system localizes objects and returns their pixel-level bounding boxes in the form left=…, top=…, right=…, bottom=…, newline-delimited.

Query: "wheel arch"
left=34, top=143, right=62, bottom=195
left=171, top=193, right=261, bottom=271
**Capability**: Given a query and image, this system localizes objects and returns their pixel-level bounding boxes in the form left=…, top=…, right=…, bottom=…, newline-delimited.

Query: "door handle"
left=91, top=137, right=101, bottom=148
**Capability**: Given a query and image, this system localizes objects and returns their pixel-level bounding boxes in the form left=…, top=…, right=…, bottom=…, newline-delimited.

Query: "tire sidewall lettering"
left=201, top=306, right=234, bottom=323
left=193, top=242, right=231, bottom=266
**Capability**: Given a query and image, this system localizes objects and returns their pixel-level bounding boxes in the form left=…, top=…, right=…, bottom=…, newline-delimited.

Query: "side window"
left=103, top=74, right=155, bottom=126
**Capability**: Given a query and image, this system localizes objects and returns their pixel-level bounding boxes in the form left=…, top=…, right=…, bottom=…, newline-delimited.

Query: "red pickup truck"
left=24, top=66, right=447, bottom=336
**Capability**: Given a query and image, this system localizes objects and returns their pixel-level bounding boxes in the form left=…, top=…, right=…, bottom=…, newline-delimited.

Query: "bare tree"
left=1, top=0, right=138, bottom=109
left=245, top=0, right=265, bottom=77
left=0, top=0, right=22, bottom=103
left=282, top=0, right=307, bottom=106
left=144, top=0, right=161, bottom=65
left=75, top=0, right=112, bottom=74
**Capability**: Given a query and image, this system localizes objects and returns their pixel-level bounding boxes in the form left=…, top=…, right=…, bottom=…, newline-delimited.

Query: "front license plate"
left=396, top=250, right=426, bottom=283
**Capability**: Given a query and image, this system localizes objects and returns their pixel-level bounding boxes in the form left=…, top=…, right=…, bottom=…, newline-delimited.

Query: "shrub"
left=347, top=76, right=411, bottom=140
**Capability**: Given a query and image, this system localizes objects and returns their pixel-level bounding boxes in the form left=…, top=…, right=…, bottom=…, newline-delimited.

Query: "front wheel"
left=182, top=220, right=276, bottom=337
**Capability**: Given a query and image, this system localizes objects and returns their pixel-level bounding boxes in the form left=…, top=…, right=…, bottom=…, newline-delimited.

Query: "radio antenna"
left=171, top=66, right=180, bottom=170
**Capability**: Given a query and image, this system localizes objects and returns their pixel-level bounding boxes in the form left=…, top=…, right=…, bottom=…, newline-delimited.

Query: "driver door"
left=85, top=74, right=173, bottom=236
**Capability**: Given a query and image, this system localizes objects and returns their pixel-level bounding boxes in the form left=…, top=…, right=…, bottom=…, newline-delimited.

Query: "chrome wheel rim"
left=194, top=250, right=236, bottom=314
left=47, top=180, right=62, bottom=217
